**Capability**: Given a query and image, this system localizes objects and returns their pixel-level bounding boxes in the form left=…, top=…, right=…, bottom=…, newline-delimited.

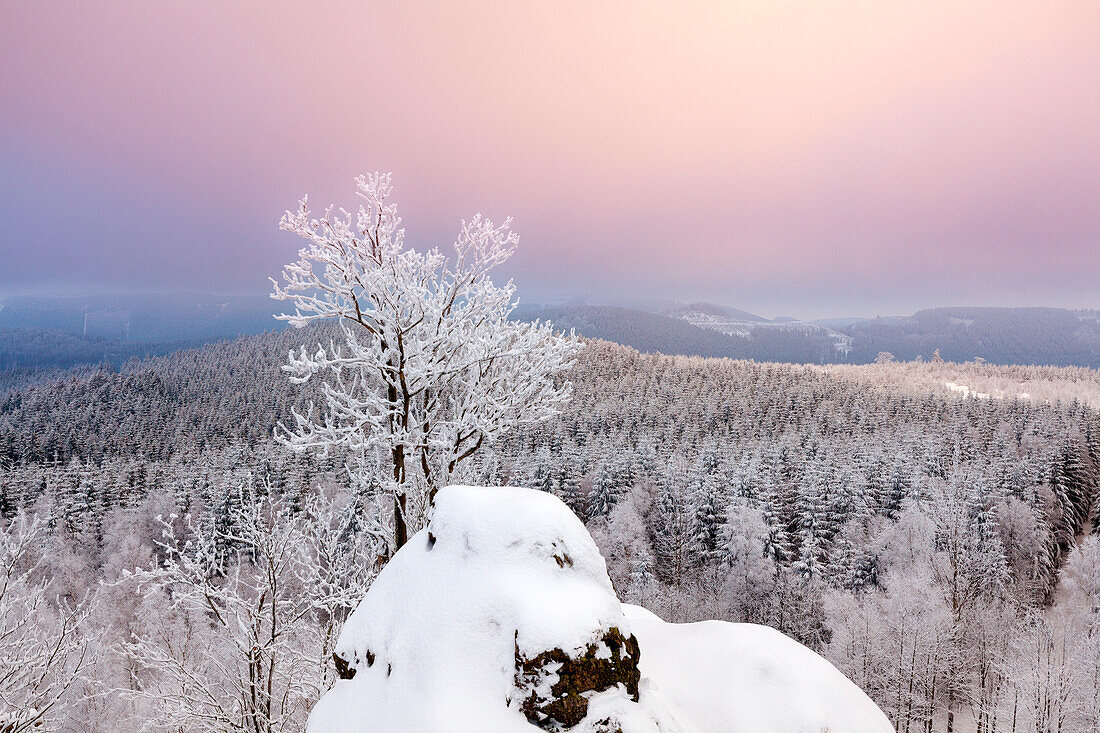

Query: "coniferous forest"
left=3, top=331, right=1100, bottom=731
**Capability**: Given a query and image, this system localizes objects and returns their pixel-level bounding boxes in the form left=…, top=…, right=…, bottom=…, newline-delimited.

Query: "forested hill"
left=523, top=306, right=750, bottom=358
left=7, top=301, right=1100, bottom=373
left=3, top=330, right=1100, bottom=728
left=525, top=305, right=1100, bottom=367
left=0, top=326, right=211, bottom=371
left=522, top=306, right=840, bottom=363
left=846, top=306, right=1100, bottom=366
left=3, top=331, right=1099, bottom=587
left=0, top=326, right=321, bottom=464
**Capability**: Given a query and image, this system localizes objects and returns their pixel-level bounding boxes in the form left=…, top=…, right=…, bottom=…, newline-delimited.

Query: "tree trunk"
left=394, top=493, right=408, bottom=549
left=393, top=443, right=408, bottom=549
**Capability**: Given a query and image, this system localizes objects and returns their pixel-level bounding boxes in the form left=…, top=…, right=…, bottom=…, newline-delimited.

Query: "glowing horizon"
left=2, top=1, right=1098, bottom=319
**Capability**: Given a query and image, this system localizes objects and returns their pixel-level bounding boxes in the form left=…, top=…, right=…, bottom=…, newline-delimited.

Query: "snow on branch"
left=0, top=514, right=96, bottom=733
left=270, top=173, right=581, bottom=548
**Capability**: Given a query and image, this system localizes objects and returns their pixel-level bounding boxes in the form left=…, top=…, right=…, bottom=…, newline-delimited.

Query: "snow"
left=623, top=604, right=893, bottom=733
left=671, top=308, right=853, bottom=354
left=309, top=485, right=892, bottom=733
left=944, top=380, right=1033, bottom=402
left=309, top=485, right=625, bottom=733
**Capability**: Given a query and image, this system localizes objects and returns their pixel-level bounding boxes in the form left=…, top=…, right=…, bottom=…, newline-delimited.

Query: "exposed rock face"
left=516, top=627, right=641, bottom=729
left=332, top=652, right=356, bottom=680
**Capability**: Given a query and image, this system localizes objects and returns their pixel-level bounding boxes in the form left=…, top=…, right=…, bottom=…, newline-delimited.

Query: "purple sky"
left=2, top=1, right=1099, bottom=318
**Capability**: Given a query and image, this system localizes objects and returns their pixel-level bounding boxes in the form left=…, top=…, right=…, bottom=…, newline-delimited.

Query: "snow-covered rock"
left=623, top=604, right=892, bottom=732
left=308, top=485, right=892, bottom=733
left=310, top=485, right=642, bottom=733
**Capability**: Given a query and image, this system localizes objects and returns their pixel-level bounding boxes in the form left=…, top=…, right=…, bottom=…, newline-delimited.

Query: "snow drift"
left=308, top=485, right=892, bottom=733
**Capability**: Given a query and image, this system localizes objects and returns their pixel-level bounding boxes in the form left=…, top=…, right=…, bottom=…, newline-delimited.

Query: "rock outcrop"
left=516, top=626, right=641, bottom=729
left=307, top=485, right=893, bottom=733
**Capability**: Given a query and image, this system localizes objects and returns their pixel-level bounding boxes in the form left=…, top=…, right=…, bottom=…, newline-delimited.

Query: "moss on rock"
left=515, top=626, right=641, bottom=730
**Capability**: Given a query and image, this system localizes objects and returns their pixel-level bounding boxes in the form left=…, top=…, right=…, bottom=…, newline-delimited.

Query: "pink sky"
left=2, top=1, right=1099, bottom=317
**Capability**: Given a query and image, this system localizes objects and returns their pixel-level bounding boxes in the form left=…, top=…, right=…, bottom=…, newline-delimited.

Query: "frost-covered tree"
left=119, top=483, right=379, bottom=733
left=271, top=173, right=581, bottom=548
left=1066, top=535, right=1100, bottom=606
left=0, top=514, right=95, bottom=733
left=715, top=502, right=778, bottom=623
left=588, top=459, right=624, bottom=518
left=651, top=479, right=694, bottom=584
left=1003, top=610, right=1085, bottom=733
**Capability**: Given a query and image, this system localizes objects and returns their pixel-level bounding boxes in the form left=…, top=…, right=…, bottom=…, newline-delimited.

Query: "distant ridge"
left=845, top=306, right=1100, bottom=367
left=6, top=297, right=1100, bottom=371
left=0, top=293, right=284, bottom=342
left=522, top=305, right=752, bottom=359
left=662, top=302, right=852, bottom=357
left=663, top=301, right=769, bottom=323
left=522, top=305, right=842, bottom=363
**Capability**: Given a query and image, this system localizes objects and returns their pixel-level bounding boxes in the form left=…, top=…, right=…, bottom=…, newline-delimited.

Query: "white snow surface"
left=622, top=604, right=893, bottom=732
left=310, top=485, right=626, bottom=733
left=308, top=485, right=892, bottom=733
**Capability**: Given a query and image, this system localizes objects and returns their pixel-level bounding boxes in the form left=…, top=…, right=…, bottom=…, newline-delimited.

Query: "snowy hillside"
left=664, top=302, right=770, bottom=324
left=666, top=302, right=853, bottom=355
left=310, top=485, right=891, bottom=733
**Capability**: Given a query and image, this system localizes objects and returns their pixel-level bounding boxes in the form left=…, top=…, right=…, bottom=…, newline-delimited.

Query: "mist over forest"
left=6, top=292, right=1100, bottom=374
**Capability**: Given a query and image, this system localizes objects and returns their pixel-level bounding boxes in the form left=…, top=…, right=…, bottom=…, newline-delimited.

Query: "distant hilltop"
left=5, top=293, right=1100, bottom=370
left=521, top=303, right=1100, bottom=368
